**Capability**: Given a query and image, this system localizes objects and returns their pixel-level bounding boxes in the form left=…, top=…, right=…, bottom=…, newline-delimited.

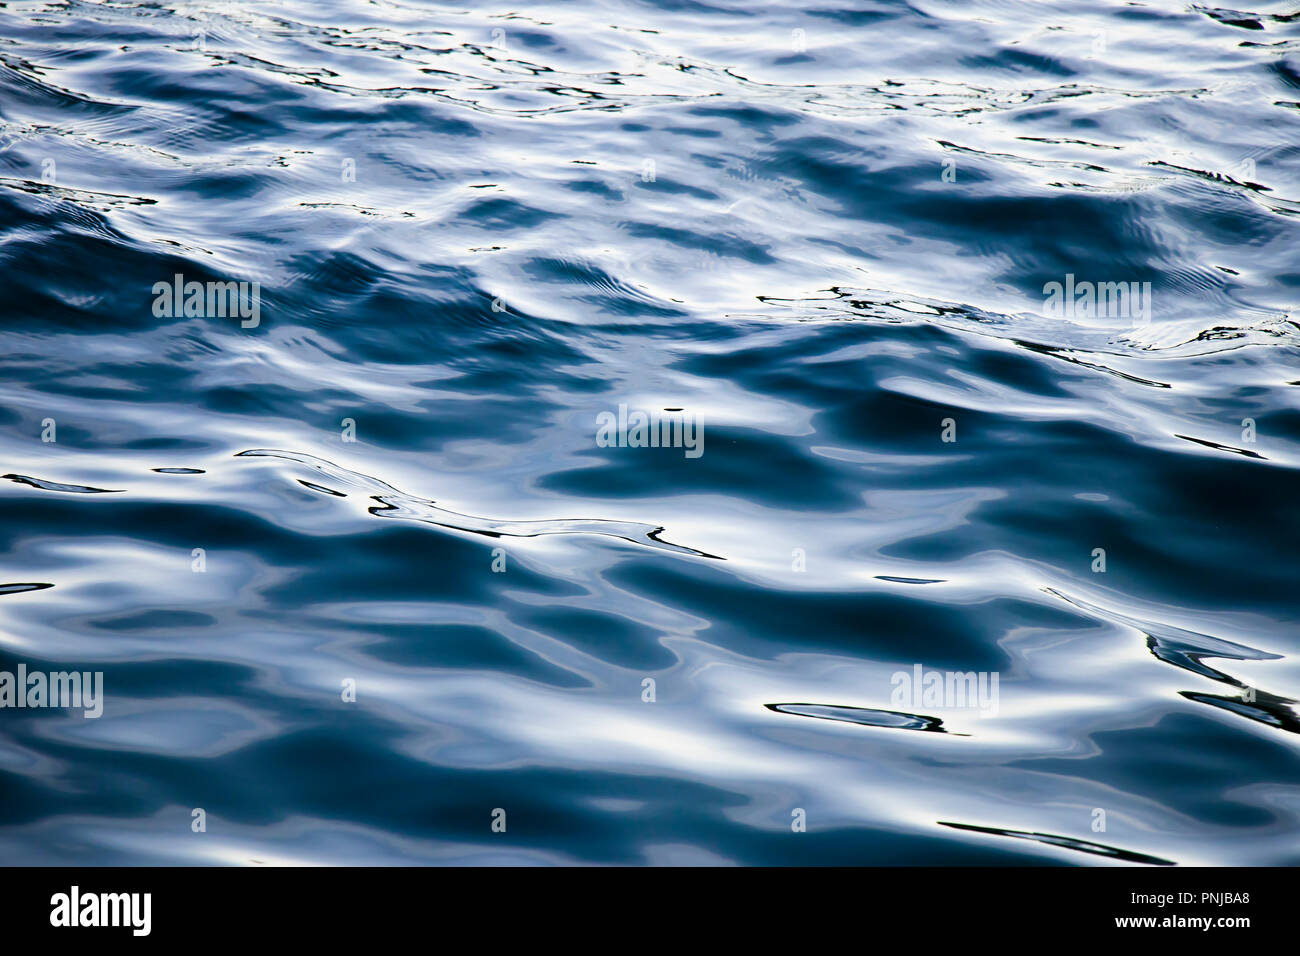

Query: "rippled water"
left=1, top=0, right=1298, bottom=866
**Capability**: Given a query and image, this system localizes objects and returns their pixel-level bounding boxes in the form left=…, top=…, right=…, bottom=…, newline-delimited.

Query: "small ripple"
left=765, top=702, right=959, bottom=734
left=1173, top=433, right=1267, bottom=460
left=1, top=474, right=123, bottom=493
left=1181, top=690, right=1300, bottom=735
left=236, top=449, right=722, bottom=559
left=1045, top=588, right=1298, bottom=736
left=0, top=583, right=54, bottom=596
left=938, top=822, right=1176, bottom=866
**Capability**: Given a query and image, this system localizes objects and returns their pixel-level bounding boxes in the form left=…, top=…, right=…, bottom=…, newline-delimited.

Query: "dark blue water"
left=1, top=0, right=1299, bottom=866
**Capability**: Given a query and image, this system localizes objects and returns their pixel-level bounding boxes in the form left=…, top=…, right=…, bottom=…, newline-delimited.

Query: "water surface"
left=1, top=0, right=1299, bottom=865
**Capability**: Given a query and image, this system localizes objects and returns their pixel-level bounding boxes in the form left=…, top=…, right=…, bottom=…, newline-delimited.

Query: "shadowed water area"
left=0, top=0, right=1298, bottom=865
